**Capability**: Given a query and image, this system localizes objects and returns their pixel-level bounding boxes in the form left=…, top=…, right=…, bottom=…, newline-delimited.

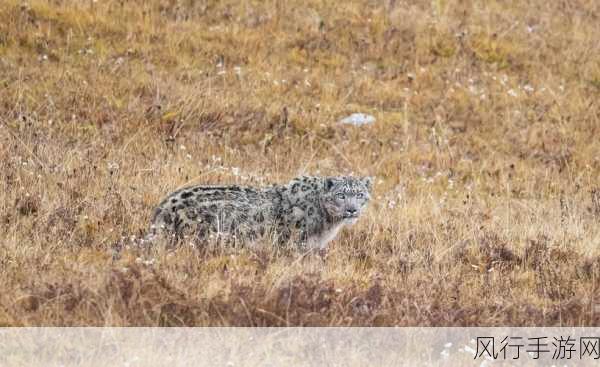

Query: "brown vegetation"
left=1, top=0, right=599, bottom=326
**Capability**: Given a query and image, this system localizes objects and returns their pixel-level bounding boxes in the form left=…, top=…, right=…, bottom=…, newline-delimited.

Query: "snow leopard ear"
left=325, top=177, right=338, bottom=191
left=361, top=176, right=374, bottom=191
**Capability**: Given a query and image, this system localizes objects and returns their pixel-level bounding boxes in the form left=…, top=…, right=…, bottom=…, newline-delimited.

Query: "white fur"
left=307, top=221, right=350, bottom=249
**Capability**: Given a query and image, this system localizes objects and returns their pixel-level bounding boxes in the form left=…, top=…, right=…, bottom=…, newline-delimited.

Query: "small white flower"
left=523, top=84, right=534, bottom=93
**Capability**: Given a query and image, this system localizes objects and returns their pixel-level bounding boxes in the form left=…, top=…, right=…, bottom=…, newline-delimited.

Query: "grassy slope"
left=1, top=0, right=600, bottom=325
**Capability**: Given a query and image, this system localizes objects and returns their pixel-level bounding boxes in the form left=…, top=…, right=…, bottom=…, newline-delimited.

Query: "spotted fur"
left=148, top=176, right=373, bottom=249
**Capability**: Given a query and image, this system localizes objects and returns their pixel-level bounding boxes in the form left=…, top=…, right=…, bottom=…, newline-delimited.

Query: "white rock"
left=339, top=113, right=375, bottom=126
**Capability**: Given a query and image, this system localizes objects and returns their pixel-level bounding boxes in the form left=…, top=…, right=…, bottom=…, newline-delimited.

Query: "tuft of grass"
left=470, top=34, right=519, bottom=69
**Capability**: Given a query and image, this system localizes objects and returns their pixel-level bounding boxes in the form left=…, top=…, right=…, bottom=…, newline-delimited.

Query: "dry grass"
left=1, top=0, right=600, bottom=326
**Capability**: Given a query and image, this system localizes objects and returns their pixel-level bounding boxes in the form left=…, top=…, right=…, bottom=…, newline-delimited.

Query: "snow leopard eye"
left=335, top=193, right=345, bottom=200
left=356, top=192, right=364, bottom=199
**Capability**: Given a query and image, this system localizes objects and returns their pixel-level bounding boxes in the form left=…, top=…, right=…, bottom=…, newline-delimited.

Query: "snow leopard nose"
left=345, top=208, right=358, bottom=217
